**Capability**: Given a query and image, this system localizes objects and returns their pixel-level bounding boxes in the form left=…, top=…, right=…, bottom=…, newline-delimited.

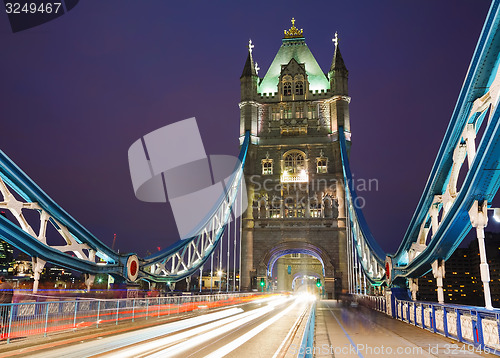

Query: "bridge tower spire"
left=328, top=32, right=350, bottom=134
left=240, top=39, right=260, bottom=139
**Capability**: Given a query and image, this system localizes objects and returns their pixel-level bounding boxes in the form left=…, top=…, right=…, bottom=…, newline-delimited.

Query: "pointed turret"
left=240, top=39, right=259, bottom=101
left=240, top=39, right=259, bottom=139
left=328, top=32, right=350, bottom=135
left=330, top=44, right=348, bottom=74
left=329, top=32, right=348, bottom=96
left=241, top=49, right=257, bottom=78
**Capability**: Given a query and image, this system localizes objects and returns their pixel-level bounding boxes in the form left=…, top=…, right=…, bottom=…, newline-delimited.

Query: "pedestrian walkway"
left=314, top=300, right=493, bottom=357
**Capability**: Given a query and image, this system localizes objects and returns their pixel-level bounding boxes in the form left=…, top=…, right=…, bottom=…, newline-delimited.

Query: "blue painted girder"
left=0, top=148, right=122, bottom=264
left=339, top=127, right=386, bottom=265
left=395, top=103, right=500, bottom=279
left=0, top=128, right=249, bottom=283
left=392, top=0, right=500, bottom=265
left=135, top=132, right=250, bottom=282
left=0, top=215, right=123, bottom=275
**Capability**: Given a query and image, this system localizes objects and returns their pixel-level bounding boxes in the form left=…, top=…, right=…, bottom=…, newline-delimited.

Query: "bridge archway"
left=258, top=241, right=336, bottom=296
left=291, top=271, right=322, bottom=291
left=262, top=241, right=333, bottom=276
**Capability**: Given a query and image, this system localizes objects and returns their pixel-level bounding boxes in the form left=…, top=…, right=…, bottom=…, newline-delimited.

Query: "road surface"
left=1, top=294, right=314, bottom=358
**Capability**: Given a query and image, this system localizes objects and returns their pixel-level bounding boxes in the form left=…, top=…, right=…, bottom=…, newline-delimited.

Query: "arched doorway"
left=259, top=241, right=338, bottom=297
left=291, top=271, right=324, bottom=294
left=271, top=253, right=323, bottom=292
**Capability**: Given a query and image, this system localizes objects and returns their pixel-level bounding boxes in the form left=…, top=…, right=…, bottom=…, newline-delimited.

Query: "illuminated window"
left=295, top=105, right=303, bottom=118
left=262, top=161, right=273, bottom=175
left=284, top=151, right=305, bottom=174
left=316, top=151, right=328, bottom=173
left=307, top=105, right=316, bottom=119
left=271, top=107, right=281, bottom=121
left=262, top=153, right=273, bottom=175
left=310, top=202, right=322, bottom=218
left=317, top=159, right=327, bottom=173
left=284, top=106, right=292, bottom=119
left=269, top=202, right=281, bottom=218
left=284, top=200, right=305, bottom=218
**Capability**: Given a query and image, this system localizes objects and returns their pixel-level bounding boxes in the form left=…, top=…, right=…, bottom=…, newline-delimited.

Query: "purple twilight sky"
left=0, top=1, right=498, bottom=258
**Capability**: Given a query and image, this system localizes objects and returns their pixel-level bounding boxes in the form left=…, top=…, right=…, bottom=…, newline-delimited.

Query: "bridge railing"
left=393, top=298, right=500, bottom=354
left=357, top=294, right=500, bottom=353
left=0, top=292, right=264, bottom=344
left=297, top=301, right=316, bottom=358
left=354, top=294, right=387, bottom=314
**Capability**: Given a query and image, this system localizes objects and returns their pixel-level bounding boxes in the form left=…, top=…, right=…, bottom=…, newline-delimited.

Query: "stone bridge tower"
left=239, top=19, right=351, bottom=298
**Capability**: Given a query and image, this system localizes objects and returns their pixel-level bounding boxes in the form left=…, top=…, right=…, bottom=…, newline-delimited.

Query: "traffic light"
left=316, top=278, right=322, bottom=287
left=260, top=278, right=265, bottom=287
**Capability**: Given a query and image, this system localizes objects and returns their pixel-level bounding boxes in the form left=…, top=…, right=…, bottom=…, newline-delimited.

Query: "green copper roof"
left=258, top=38, right=330, bottom=95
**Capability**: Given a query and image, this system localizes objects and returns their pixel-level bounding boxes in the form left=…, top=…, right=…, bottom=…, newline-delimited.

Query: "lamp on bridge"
left=493, top=208, right=500, bottom=222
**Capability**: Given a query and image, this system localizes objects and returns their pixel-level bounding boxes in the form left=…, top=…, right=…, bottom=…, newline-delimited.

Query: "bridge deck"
left=316, top=300, right=493, bottom=357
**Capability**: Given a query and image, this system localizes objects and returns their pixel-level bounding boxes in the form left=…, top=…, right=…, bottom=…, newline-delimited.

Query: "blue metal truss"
left=0, top=127, right=249, bottom=284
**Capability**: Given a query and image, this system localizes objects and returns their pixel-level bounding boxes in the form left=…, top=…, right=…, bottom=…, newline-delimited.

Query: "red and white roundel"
left=127, top=255, right=139, bottom=281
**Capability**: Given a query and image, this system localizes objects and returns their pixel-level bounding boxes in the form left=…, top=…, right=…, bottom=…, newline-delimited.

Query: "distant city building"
left=418, top=232, right=500, bottom=307
left=0, top=239, right=14, bottom=276
left=13, top=251, right=32, bottom=277
left=41, top=266, right=81, bottom=288
left=200, top=274, right=223, bottom=290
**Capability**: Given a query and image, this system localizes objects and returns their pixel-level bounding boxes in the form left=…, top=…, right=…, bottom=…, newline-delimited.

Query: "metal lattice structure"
left=341, top=0, right=500, bottom=301
left=0, top=128, right=248, bottom=290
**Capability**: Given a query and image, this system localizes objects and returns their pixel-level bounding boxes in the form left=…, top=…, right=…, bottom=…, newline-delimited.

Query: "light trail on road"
left=5, top=294, right=314, bottom=358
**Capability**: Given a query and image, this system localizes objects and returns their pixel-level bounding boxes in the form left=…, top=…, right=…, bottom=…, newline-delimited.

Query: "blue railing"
left=394, top=298, right=500, bottom=354
left=359, top=293, right=500, bottom=354
left=297, top=301, right=316, bottom=358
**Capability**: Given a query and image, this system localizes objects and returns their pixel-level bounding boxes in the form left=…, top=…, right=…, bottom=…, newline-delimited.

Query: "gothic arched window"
left=283, top=151, right=305, bottom=174
left=317, top=159, right=327, bottom=173
left=262, top=153, right=273, bottom=175
left=295, top=81, right=304, bottom=95
left=262, top=161, right=273, bottom=175
left=283, top=82, right=292, bottom=96
left=316, top=151, right=328, bottom=173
